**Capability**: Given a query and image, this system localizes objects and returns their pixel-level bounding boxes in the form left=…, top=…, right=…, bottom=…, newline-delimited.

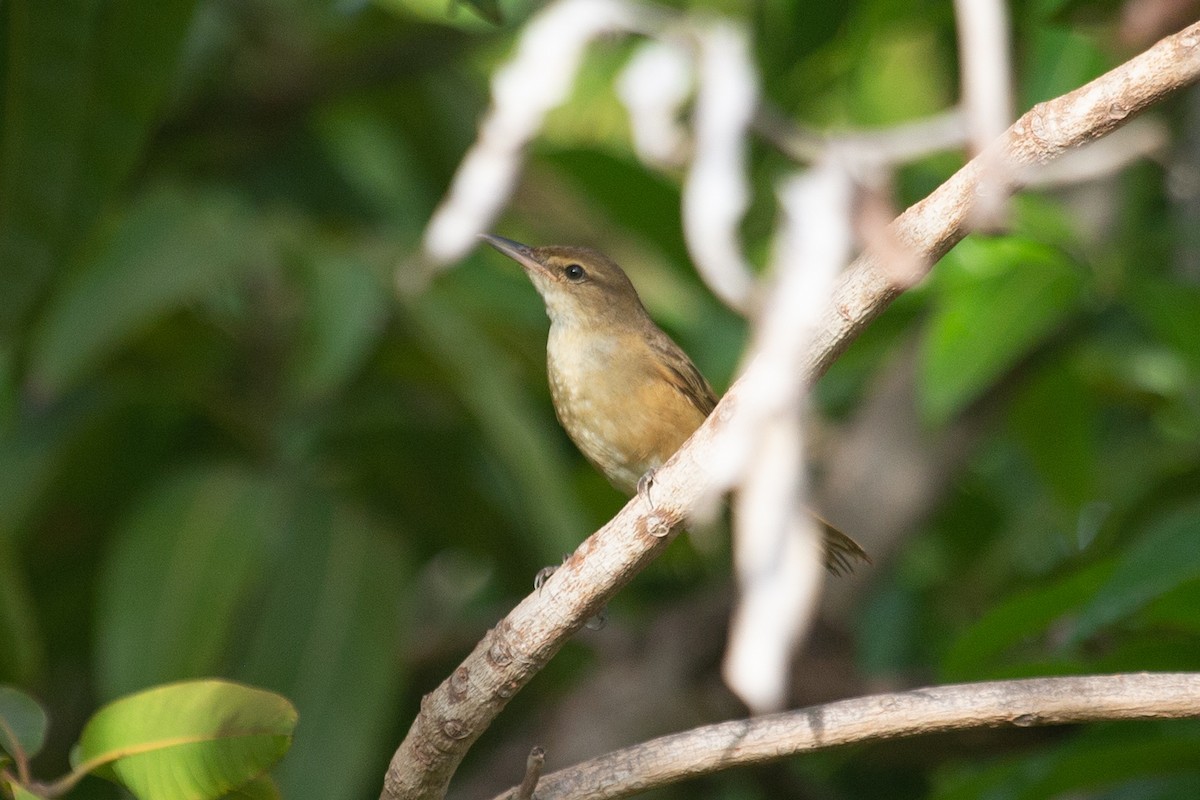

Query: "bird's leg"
left=636, top=468, right=672, bottom=538
left=533, top=559, right=607, bottom=629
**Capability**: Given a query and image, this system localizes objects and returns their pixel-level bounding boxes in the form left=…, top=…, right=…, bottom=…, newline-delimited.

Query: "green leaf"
left=312, top=97, right=433, bottom=229
left=1128, top=277, right=1200, bottom=373
left=237, top=494, right=407, bottom=800
left=373, top=0, right=493, bottom=30
left=0, top=542, right=41, bottom=684
left=1140, top=581, right=1200, bottom=634
left=27, top=187, right=257, bottom=397
left=0, top=397, right=96, bottom=543
left=941, top=559, right=1116, bottom=680
left=219, top=775, right=280, bottom=800
left=289, top=250, right=389, bottom=401
left=0, top=686, right=47, bottom=761
left=857, top=574, right=923, bottom=675
left=0, top=0, right=200, bottom=336
left=919, top=235, right=1087, bottom=425
left=74, top=680, right=296, bottom=800
left=1021, top=26, right=1108, bottom=108
left=1008, top=361, right=1099, bottom=507
left=1073, top=502, right=1200, bottom=642
left=95, top=466, right=282, bottom=699
left=453, top=0, right=503, bottom=24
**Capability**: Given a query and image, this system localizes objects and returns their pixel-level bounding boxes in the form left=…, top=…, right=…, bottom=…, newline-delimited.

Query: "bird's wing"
left=646, top=329, right=718, bottom=417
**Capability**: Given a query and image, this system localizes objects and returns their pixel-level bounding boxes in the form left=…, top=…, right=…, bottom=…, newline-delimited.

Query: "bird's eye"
left=563, top=263, right=586, bottom=281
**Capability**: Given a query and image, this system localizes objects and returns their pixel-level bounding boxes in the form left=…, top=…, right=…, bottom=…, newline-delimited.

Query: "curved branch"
left=801, top=20, right=1200, bottom=379
left=494, top=673, right=1200, bottom=800
left=379, top=21, right=1200, bottom=800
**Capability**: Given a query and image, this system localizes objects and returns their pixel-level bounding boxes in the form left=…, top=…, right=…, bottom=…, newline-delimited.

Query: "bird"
left=481, top=234, right=868, bottom=575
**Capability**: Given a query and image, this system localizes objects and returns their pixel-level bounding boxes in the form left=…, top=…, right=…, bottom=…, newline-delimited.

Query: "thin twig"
left=514, top=745, right=546, bottom=800
left=0, top=715, right=30, bottom=786
left=491, top=673, right=1200, bottom=800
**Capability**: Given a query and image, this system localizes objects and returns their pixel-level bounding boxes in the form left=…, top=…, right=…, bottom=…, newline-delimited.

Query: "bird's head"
left=480, top=234, right=648, bottom=329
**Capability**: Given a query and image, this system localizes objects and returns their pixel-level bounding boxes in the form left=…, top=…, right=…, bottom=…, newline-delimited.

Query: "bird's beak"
left=479, top=234, right=551, bottom=278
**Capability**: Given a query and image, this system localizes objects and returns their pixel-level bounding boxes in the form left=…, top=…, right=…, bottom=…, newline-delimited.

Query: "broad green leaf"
left=757, top=0, right=851, bottom=92
left=288, top=250, right=389, bottom=401
left=941, top=559, right=1116, bottom=680
left=219, top=775, right=280, bottom=800
left=373, top=0, right=493, bottom=30
left=1009, top=194, right=1087, bottom=253
left=919, top=235, right=1087, bottom=425
left=849, top=26, right=954, bottom=125
left=1128, top=277, right=1200, bottom=372
left=0, top=542, right=41, bottom=684
left=1091, top=629, right=1200, bottom=674
left=1021, top=26, right=1108, bottom=108
left=0, top=396, right=96, bottom=543
left=27, top=188, right=257, bottom=397
left=237, top=494, right=407, bottom=800
left=75, top=680, right=296, bottom=800
left=1074, top=502, right=1200, bottom=642
left=1008, top=362, right=1099, bottom=507
left=857, top=574, right=923, bottom=675
left=0, top=0, right=199, bottom=336
left=1139, top=581, right=1200, bottom=634
left=95, top=466, right=282, bottom=699
left=0, top=686, right=47, bottom=760
left=453, top=0, right=503, bottom=24
left=312, top=103, right=427, bottom=227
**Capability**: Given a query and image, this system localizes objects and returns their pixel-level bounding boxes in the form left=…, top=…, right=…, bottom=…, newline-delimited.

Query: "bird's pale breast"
left=546, top=325, right=707, bottom=494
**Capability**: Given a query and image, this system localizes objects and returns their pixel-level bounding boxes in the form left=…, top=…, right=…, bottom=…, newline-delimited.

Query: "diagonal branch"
left=379, top=21, right=1200, bottom=800
left=492, top=672, right=1200, bottom=799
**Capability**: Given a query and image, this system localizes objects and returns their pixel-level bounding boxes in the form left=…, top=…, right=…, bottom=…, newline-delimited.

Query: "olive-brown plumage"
left=482, top=234, right=867, bottom=574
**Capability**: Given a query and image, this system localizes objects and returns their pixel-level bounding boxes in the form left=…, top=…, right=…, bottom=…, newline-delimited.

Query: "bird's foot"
left=533, top=564, right=559, bottom=591
left=636, top=469, right=656, bottom=509
left=636, top=469, right=672, bottom=537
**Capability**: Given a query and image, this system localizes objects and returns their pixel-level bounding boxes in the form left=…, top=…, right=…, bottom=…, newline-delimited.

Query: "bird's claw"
left=584, top=606, right=608, bottom=630
left=533, top=565, right=558, bottom=591
left=636, top=469, right=657, bottom=511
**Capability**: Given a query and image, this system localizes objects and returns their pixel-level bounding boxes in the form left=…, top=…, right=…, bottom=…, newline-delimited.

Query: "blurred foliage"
left=0, top=1, right=1198, bottom=799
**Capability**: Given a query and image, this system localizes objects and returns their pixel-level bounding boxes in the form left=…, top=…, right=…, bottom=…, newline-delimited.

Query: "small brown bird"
left=482, top=234, right=867, bottom=574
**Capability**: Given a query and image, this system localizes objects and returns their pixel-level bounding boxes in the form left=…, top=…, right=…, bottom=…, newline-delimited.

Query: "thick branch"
left=380, top=21, right=1200, bottom=800
left=494, top=673, right=1200, bottom=800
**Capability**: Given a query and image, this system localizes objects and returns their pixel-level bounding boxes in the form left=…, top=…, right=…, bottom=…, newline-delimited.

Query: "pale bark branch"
left=802, top=20, right=1200, bottom=379
left=494, top=672, right=1200, bottom=800
left=379, top=21, right=1200, bottom=800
